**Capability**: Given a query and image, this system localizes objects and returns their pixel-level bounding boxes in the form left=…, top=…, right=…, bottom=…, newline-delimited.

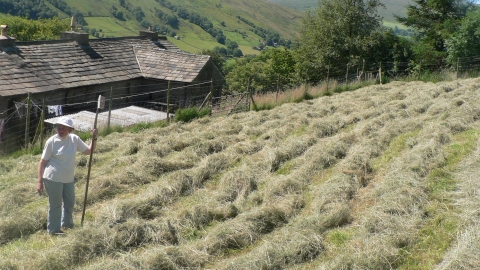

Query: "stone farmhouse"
left=0, top=24, right=224, bottom=152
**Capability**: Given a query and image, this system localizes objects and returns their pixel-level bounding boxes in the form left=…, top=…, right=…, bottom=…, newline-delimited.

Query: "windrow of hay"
left=435, top=126, right=480, bottom=270
left=4, top=78, right=480, bottom=268
left=313, top=79, right=479, bottom=268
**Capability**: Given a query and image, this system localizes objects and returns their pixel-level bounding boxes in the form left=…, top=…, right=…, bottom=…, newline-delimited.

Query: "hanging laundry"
left=14, top=102, right=26, bottom=118
left=55, top=105, right=63, bottom=116
left=48, top=106, right=56, bottom=115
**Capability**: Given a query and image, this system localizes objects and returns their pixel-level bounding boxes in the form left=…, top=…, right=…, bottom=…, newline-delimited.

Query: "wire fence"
left=2, top=55, right=480, bottom=154
left=0, top=79, right=224, bottom=154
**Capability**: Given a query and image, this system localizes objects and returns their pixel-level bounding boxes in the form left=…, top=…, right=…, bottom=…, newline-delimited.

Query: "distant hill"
left=0, top=0, right=303, bottom=54
left=268, top=0, right=409, bottom=22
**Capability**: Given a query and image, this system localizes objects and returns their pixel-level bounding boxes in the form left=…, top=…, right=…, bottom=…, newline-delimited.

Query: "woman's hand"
left=37, top=179, right=43, bottom=195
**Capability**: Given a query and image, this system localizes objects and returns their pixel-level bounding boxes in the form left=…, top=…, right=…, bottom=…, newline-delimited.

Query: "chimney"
left=60, top=17, right=89, bottom=46
left=70, top=15, right=76, bottom=31
left=139, top=28, right=158, bottom=41
left=0, top=25, right=16, bottom=48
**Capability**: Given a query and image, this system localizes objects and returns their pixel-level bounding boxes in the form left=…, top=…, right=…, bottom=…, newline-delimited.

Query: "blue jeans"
left=43, top=179, right=75, bottom=234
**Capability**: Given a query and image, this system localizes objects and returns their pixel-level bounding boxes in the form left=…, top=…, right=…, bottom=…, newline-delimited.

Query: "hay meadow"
left=2, top=78, right=480, bottom=269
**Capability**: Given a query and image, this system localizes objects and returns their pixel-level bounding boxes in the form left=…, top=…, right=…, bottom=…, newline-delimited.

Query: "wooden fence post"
left=40, top=98, right=45, bottom=148
left=379, top=62, right=382, bottom=85
left=456, top=58, right=459, bottom=81
left=326, top=64, right=330, bottom=92
left=275, top=74, right=280, bottom=103
left=167, top=81, right=171, bottom=121
left=25, top=92, right=31, bottom=149
left=362, top=59, right=366, bottom=81
left=210, top=79, right=214, bottom=115
left=108, top=86, right=113, bottom=129
left=248, top=77, right=256, bottom=110
left=346, top=63, right=349, bottom=84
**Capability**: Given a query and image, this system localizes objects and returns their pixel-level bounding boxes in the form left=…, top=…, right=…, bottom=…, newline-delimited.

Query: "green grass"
left=398, top=128, right=480, bottom=269
left=371, top=130, right=421, bottom=170
left=84, top=17, right=136, bottom=37
left=175, top=107, right=211, bottom=122
left=58, top=0, right=302, bottom=54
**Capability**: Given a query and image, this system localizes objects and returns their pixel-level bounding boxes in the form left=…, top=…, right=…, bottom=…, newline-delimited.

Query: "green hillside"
left=0, top=0, right=302, bottom=54
left=67, top=0, right=303, bottom=53
left=2, top=77, right=480, bottom=268
left=269, top=0, right=409, bottom=22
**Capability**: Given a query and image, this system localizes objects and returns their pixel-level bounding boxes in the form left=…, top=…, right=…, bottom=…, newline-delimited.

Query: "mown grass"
left=2, top=76, right=480, bottom=269
left=399, top=128, right=479, bottom=269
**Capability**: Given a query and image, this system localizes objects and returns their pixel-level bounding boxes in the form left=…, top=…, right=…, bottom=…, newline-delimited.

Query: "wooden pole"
left=248, top=77, right=256, bottom=109
left=167, top=81, right=171, bottom=121
left=25, top=92, right=31, bottom=149
left=456, top=58, right=459, bottom=81
left=108, top=86, right=113, bottom=129
left=326, top=64, right=330, bottom=92
left=81, top=96, right=104, bottom=227
left=362, top=59, right=365, bottom=81
left=40, top=98, right=45, bottom=148
left=275, top=74, right=280, bottom=103
left=379, top=62, right=382, bottom=85
left=210, top=79, right=214, bottom=115
left=346, top=64, right=349, bottom=84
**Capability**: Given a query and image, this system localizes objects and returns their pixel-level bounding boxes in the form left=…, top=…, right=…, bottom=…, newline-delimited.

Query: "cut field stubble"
left=3, top=78, right=480, bottom=269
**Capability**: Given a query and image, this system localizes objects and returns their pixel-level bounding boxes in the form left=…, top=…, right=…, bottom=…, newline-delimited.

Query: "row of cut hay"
left=204, top=122, right=363, bottom=269
left=67, top=111, right=335, bottom=268
left=90, top=150, right=242, bottom=225
left=75, top=192, right=305, bottom=269
left=0, top=114, right=253, bottom=246
left=70, top=79, right=420, bottom=268
left=210, top=139, right=365, bottom=269
left=0, top=154, right=39, bottom=213
left=274, top=79, right=464, bottom=269
left=3, top=77, right=480, bottom=268
left=437, top=123, right=480, bottom=269
left=315, top=95, right=463, bottom=269
left=314, top=78, right=480, bottom=269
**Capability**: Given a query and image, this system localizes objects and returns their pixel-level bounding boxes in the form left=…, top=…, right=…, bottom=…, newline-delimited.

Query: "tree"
left=198, top=49, right=226, bottom=72
left=396, top=0, right=473, bottom=65
left=232, top=48, right=243, bottom=58
left=295, top=0, right=384, bottom=83
left=1, top=16, right=70, bottom=41
left=446, top=8, right=480, bottom=65
left=225, top=48, right=298, bottom=94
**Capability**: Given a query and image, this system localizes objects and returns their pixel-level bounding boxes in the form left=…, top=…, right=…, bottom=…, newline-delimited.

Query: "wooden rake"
left=81, top=95, right=105, bottom=226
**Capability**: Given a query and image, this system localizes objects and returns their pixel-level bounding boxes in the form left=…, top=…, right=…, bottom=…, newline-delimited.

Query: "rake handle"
left=80, top=106, right=100, bottom=226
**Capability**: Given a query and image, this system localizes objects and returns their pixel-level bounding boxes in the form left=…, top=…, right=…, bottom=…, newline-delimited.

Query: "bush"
left=175, top=108, right=210, bottom=122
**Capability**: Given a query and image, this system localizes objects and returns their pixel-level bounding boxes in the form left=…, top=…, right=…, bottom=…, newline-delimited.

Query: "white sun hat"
left=55, top=117, right=74, bottom=129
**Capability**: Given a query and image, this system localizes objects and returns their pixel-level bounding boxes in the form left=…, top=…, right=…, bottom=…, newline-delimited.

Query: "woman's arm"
left=37, top=159, right=48, bottom=195
left=82, top=128, right=98, bottom=155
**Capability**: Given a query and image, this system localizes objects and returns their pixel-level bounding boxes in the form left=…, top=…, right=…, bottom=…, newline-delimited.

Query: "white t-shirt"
left=41, top=133, right=89, bottom=183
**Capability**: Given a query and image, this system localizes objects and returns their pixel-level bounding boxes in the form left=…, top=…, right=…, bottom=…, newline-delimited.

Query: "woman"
left=37, top=116, right=98, bottom=235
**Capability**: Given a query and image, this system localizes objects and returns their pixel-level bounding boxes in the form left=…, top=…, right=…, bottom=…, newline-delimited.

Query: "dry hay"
left=5, top=78, right=480, bottom=268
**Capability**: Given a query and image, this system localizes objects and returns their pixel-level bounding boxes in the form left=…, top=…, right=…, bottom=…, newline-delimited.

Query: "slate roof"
left=0, top=36, right=212, bottom=97
left=134, top=45, right=210, bottom=82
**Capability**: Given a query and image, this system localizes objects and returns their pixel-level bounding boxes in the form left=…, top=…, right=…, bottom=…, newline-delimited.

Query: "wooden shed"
left=0, top=27, right=224, bottom=152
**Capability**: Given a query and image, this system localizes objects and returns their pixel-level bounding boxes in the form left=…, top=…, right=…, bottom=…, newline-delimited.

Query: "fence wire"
left=2, top=55, right=480, bottom=154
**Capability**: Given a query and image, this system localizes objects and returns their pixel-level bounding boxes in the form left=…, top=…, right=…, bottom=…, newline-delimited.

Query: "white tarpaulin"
left=44, top=106, right=171, bottom=132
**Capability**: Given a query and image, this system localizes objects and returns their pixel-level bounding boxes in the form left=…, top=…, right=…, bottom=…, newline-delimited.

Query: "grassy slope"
left=269, top=0, right=409, bottom=23
left=2, top=77, right=480, bottom=269
left=61, top=0, right=302, bottom=53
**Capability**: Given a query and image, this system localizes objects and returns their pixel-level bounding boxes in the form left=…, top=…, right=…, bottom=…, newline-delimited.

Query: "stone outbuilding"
left=0, top=25, right=224, bottom=152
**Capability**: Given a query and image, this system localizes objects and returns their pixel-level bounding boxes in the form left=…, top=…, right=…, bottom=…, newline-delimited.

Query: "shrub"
left=175, top=108, right=210, bottom=122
